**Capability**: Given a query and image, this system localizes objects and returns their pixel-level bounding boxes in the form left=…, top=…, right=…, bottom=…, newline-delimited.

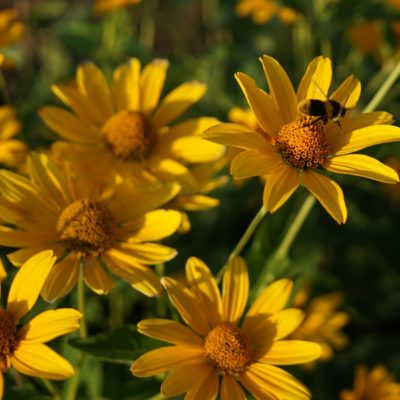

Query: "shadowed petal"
left=325, top=154, right=399, bottom=183
left=83, top=257, right=114, bottom=295
left=302, top=171, right=347, bottom=224
left=186, top=257, right=223, bottom=327
left=330, top=75, right=361, bottom=109
left=221, top=375, right=246, bottom=400
left=222, top=256, right=249, bottom=324
left=273, top=309, right=305, bottom=340
left=263, top=167, right=300, bottom=213
left=184, top=367, right=219, bottom=400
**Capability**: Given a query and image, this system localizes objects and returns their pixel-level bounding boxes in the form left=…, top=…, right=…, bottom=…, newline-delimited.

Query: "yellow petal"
left=204, top=122, right=271, bottom=150
left=39, top=107, right=101, bottom=144
left=235, top=72, right=283, bottom=135
left=330, top=75, right=361, bottom=110
left=173, top=195, right=219, bottom=211
left=11, top=343, right=74, bottom=380
left=260, top=340, right=322, bottom=365
left=297, top=56, right=332, bottom=102
left=171, top=136, right=225, bottom=163
left=137, top=319, right=203, bottom=347
left=76, top=62, right=114, bottom=118
left=112, top=242, right=177, bottom=265
left=222, top=256, right=249, bottom=324
left=152, top=81, right=207, bottom=129
left=0, top=226, right=56, bottom=247
left=0, top=139, right=27, bottom=168
left=166, top=117, right=220, bottom=142
left=7, top=250, right=56, bottom=321
left=103, top=252, right=163, bottom=297
left=161, top=359, right=212, bottom=398
left=131, top=345, right=203, bottom=377
left=123, top=210, right=181, bottom=242
left=245, top=279, right=293, bottom=321
left=0, top=259, right=7, bottom=281
left=184, top=368, right=219, bottom=400
left=140, top=59, right=169, bottom=114
left=341, top=111, right=393, bottom=132
left=330, top=124, right=400, bottom=156
left=325, top=154, right=399, bottom=183
left=302, top=171, right=347, bottom=224
left=18, top=309, right=81, bottom=343
left=221, top=375, right=246, bottom=400
left=162, top=277, right=211, bottom=337
left=41, top=254, right=80, bottom=302
left=263, top=167, right=300, bottom=213
left=113, top=58, right=141, bottom=111
left=0, top=105, right=20, bottom=139
left=7, top=244, right=64, bottom=267
left=185, top=257, right=223, bottom=327
left=231, top=149, right=283, bottom=179
left=0, top=373, right=3, bottom=400
left=260, top=55, right=297, bottom=124
left=273, top=309, right=305, bottom=340
left=241, top=363, right=310, bottom=400
left=83, top=257, right=114, bottom=295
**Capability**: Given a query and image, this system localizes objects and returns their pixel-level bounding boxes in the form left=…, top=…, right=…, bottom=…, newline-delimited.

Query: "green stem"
left=41, top=378, right=62, bottom=400
left=138, top=0, right=159, bottom=51
left=216, top=206, right=266, bottom=283
left=363, top=57, right=400, bottom=113
left=274, top=194, right=316, bottom=261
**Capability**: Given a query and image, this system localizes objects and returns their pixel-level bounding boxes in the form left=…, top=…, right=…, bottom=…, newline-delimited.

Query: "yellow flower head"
left=340, top=364, right=400, bottom=400
left=290, top=289, right=349, bottom=362
left=0, top=106, right=28, bottom=168
left=131, top=256, right=322, bottom=399
left=0, top=251, right=81, bottom=399
left=205, top=55, right=400, bottom=224
left=235, top=0, right=298, bottom=25
left=0, top=9, right=24, bottom=69
left=94, top=0, right=141, bottom=14
left=40, top=59, right=224, bottom=191
left=0, top=152, right=183, bottom=299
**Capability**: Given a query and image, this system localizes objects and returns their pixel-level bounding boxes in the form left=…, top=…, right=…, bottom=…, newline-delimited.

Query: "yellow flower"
left=94, top=0, right=141, bottom=14
left=0, top=251, right=81, bottom=399
left=0, top=152, right=182, bottom=299
left=0, top=9, right=24, bottom=69
left=290, top=289, right=349, bottom=362
left=340, top=365, right=400, bottom=400
left=235, top=0, right=298, bottom=25
left=205, top=55, right=400, bottom=224
left=0, top=106, right=28, bottom=168
left=40, top=59, right=223, bottom=190
left=389, top=0, right=400, bottom=10
left=0, top=260, right=6, bottom=281
left=347, top=21, right=382, bottom=55
left=131, top=256, right=322, bottom=399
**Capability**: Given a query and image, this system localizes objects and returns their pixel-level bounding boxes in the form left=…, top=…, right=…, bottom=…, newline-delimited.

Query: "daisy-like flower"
left=290, top=289, right=349, bottom=363
left=340, top=365, right=400, bottom=400
left=235, top=0, right=298, bottom=25
left=0, top=152, right=182, bottom=300
left=131, top=256, right=322, bottom=399
left=94, top=0, right=141, bottom=14
left=40, top=59, right=223, bottom=191
left=0, top=106, right=28, bottom=168
left=205, top=55, right=400, bottom=224
left=0, top=9, right=24, bottom=69
left=0, top=250, right=81, bottom=399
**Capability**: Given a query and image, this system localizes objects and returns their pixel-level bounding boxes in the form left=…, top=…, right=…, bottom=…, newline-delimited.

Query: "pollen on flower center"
left=103, top=110, right=155, bottom=160
left=0, top=309, right=17, bottom=371
left=204, top=323, right=252, bottom=376
left=275, top=116, right=329, bottom=170
left=56, top=199, right=116, bottom=256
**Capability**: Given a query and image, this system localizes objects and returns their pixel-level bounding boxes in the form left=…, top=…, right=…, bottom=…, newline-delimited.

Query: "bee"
left=297, top=98, right=347, bottom=128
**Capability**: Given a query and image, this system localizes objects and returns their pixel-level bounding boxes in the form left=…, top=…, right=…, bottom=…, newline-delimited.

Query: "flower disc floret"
left=0, top=309, right=17, bottom=371
left=204, top=323, right=252, bottom=375
left=275, top=116, right=329, bottom=170
left=103, top=110, right=155, bottom=160
left=56, top=199, right=116, bottom=256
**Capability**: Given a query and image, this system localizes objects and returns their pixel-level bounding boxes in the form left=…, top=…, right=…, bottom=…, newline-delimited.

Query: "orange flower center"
left=103, top=110, right=155, bottom=160
left=204, top=323, right=252, bottom=376
left=275, top=116, right=329, bottom=170
left=0, top=309, right=17, bottom=372
left=56, top=199, right=116, bottom=256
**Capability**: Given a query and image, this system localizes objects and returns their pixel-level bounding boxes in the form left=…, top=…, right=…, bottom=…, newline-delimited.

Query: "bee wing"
left=310, top=78, right=329, bottom=100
